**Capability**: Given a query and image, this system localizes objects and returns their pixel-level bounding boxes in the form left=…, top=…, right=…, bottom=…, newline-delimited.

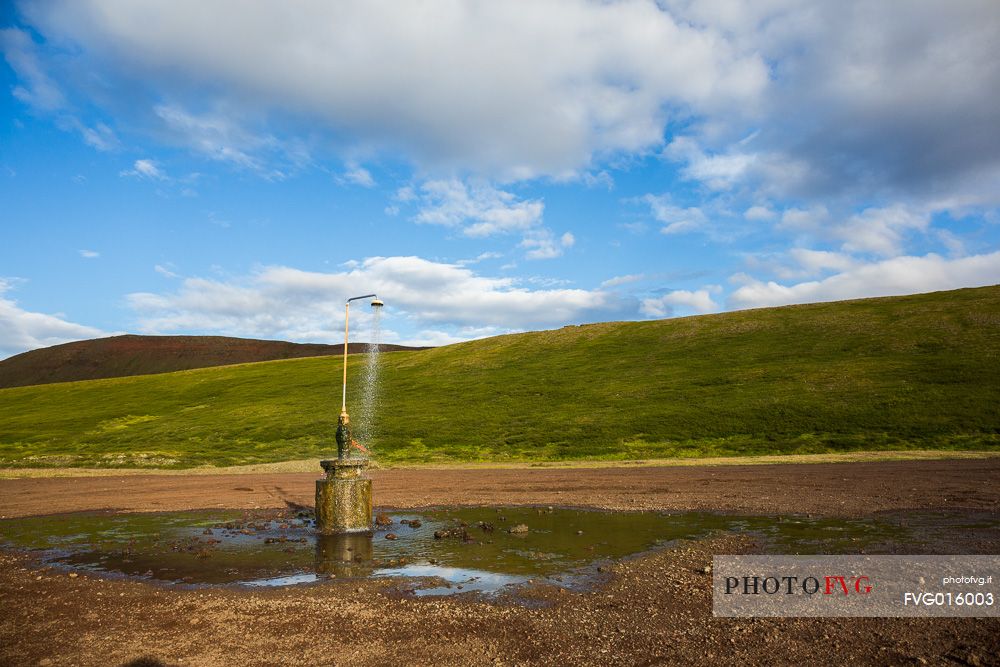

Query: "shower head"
left=370, top=299, right=384, bottom=308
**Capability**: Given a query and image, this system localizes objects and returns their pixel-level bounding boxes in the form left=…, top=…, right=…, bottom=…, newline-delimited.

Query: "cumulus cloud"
left=835, top=204, right=930, bottom=257
left=519, top=229, right=576, bottom=260
left=661, top=1, right=1000, bottom=202
left=729, top=251, right=1000, bottom=310
left=664, top=136, right=756, bottom=191
left=413, top=180, right=544, bottom=237
left=16, top=0, right=768, bottom=179
left=640, top=288, right=720, bottom=318
left=126, top=256, right=632, bottom=342
left=0, top=279, right=105, bottom=358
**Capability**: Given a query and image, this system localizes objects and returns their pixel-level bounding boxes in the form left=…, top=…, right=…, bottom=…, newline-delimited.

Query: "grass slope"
left=1, top=286, right=998, bottom=468
left=0, top=334, right=425, bottom=389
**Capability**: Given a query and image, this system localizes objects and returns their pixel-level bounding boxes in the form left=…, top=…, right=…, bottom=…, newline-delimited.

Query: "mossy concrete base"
left=315, top=459, right=373, bottom=534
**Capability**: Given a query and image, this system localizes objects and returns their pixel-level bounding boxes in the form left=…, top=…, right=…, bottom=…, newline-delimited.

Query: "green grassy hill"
left=1, top=286, right=998, bottom=468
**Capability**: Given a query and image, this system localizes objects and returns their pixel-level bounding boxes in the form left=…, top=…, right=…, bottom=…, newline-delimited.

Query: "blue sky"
left=1, top=0, right=999, bottom=358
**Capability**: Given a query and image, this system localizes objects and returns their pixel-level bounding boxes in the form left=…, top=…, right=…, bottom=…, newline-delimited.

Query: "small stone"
left=355, top=587, right=363, bottom=593
left=189, top=618, right=201, bottom=626
left=508, top=524, right=529, bottom=534
left=408, top=519, right=422, bottom=528
left=328, top=573, right=337, bottom=578
left=385, top=533, right=398, bottom=540
left=38, top=659, right=53, bottom=666
left=576, top=530, right=583, bottom=535
left=68, top=572, right=78, bottom=578
left=702, top=565, right=712, bottom=575
left=375, top=512, right=393, bottom=527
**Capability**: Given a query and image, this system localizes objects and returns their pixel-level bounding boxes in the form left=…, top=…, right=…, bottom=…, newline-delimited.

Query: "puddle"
left=1, top=507, right=995, bottom=597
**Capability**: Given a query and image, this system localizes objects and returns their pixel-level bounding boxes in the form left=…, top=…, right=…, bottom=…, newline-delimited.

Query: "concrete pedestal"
left=315, top=458, right=373, bottom=535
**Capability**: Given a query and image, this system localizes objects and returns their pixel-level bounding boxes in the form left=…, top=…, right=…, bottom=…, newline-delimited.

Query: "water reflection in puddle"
left=1, top=506, right=994, bottom=597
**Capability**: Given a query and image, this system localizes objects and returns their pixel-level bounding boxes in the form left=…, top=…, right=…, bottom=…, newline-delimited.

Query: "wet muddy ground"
left=1, top=459, right=999, bottom=666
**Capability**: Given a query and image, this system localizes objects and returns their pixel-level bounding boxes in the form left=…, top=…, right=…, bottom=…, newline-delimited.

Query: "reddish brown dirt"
left=1, top=458, right=998, bottom=519
left=0, top=334, right=427, bottom=389
left=1, top=459, right=999, bottom=666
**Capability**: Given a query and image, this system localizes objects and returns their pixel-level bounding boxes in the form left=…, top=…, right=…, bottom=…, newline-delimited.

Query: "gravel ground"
left=1, top=459, right=998, bottom=666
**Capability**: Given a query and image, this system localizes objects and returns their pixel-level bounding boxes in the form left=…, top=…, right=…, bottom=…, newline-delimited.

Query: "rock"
left=478, top=521, right=494, bottom=532
left=433, top=530, right=446, bottom=539
left=508, top=524, right=529, bottom=534
left=576, top=530, right=584, bottom=535
left=189, top=618, right=201, bottom=626
left=385, top=533, right=398, bottom=540
left=375, top=512, right=393, bottom=526
left=408, top=519, right=422, bottom=528
left=38, top=659, right=53, bottom=666
left=702, top=565, right=712, bottom=575
left=68, top=572, right=78, bottom=578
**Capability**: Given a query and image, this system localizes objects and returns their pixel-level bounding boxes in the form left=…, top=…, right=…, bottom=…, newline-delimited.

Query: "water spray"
left=317, top=293, right=384, bottom=535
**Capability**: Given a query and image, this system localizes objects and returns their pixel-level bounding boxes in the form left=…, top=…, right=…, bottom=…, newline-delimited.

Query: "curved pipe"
left=341, top=294, right=380, bottom=413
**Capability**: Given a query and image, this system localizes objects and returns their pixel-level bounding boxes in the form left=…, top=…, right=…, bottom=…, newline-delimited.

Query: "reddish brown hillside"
left=0, top=335, right=427, bottom=389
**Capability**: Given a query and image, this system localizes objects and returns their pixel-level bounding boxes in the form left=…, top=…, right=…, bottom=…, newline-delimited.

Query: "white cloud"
left=338, top=163, right=375, bottom=188
left=74, top=121, right=118, bottom=152
left=729, top=251, right=1000, bottom=310
left=455, top=252, right=503, bottom=267
left=154, top=264, right=179, bottom=278
left=153, top=104, right=302, bottom=177
left=664, top=136, right=756, bottom=190
left=744, top=205, right=775, bottom=221
left=1, top=29, right=120, bottom=151
left=414, top=180, right=544, bottom=237
left=78, top=249, right=100, bottom=259
left=20, top=0, right=768, bottom=179
left=120, top=159, right=166, bottom=180
left=520, top=229, right=575, bottom=260
left=787, top=248, right=855, bottom=275
left=643, top=194, right=708, bottom=235
left=126, top=256, right=631, bottom=341
left=779, top=205, right=829, bottom=231
left=836, top=204, right=930, bottom=257
left=0, top=28, right=63, bottom=111
left=660, top=1, right=1000, bottom=202
left=0, top=279, right=106, bottom=358
left=640, top=288, right=720, bottom=317
left=601, top=273, right=646, bottom=288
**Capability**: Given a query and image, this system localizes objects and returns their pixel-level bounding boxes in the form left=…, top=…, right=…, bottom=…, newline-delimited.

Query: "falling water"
left=354, top=305, right=383, bottom=455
